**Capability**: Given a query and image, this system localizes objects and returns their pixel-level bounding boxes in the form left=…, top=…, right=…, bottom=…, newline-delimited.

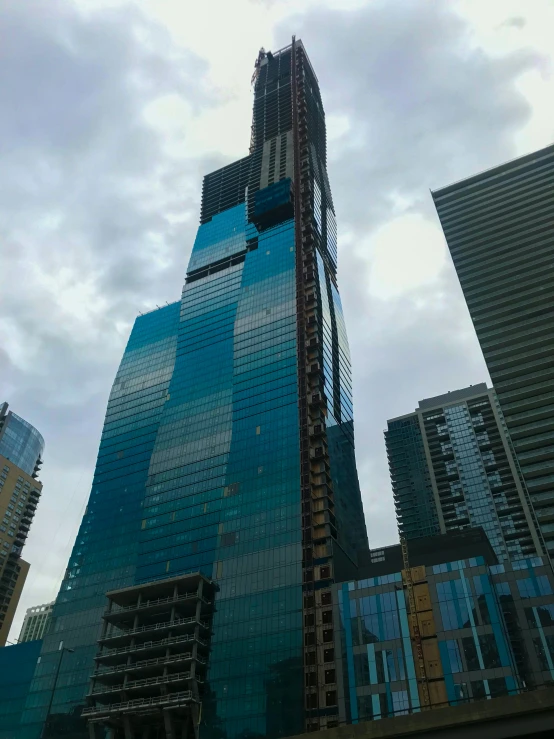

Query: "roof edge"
left=431, top=141, right=554, bottom=198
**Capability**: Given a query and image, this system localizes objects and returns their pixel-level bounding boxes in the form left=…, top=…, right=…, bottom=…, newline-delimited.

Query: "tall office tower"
left=432, top=144, right=554, bottom=560
left=18, top=601, right=54, bottom=643
left=0, top=403, right=44, bottom=646
left=21, top=40, right=368, bottom=739
left=385, top=384, right=543, bottom=562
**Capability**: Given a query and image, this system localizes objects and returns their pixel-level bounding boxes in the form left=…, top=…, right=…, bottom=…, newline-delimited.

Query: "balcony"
left=82, top=690, right=196, bottom=718
left=92, top=652, right=206, bottom=682
left=95, top=633, right=207, bottom=664
left=91, top=671, right=197, bottom=698
left=100, top=615, right=210, bottom=647
left=86, top=572, right=215, bottom=736
left=105, top=590, right=210, bottom=624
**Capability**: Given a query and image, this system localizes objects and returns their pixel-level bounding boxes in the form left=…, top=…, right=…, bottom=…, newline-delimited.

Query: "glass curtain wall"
left=20, top=40, right=368, bottom=739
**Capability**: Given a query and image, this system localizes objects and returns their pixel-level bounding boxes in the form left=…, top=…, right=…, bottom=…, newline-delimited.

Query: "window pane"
left=446, top=639, right=463, bottom=673
left=479, top=634, right=500, bottom=669
left=462, top=637, right=480, bottom=671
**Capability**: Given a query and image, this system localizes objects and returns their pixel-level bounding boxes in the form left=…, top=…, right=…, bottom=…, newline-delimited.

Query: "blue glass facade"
left=0, top=404, right=44, bottom=478
left=0, top=640, right=43, bottom=738
left=19, top=303, right=181, bottom=737
left=138, top=209, right=305, bottom=736
left=334, top=555, right=554, bottom=724
left=19, top=40, right=367, bottom=738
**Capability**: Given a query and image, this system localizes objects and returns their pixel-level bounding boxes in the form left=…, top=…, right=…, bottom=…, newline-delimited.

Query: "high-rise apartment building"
left=20, top=40, right=368, bottom=739
left=432, top=144, right=554, bottom=560
left=0, top=404, right=43, bottom=646
left=386, top=384, right=543, bottom=562
left=18, top=601, right=53, bottom=643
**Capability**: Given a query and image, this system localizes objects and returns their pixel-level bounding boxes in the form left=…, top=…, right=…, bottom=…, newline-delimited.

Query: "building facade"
left=83, top=573, right=216, bottom=738
left=0, top=639, right=43, bottom=739
left=333, top=536, right=554, bottom=725
left=432, top=144, right=554, bottom=560
left=386, top=384, right=543, bottom=562
left=18, top=601, right=53, bottom=643
left=0, top=403, right=44, bottom=479
left=0, top=405, right=44, bottom=645
left=20, top=40, right=368, bottom=739
left=385, top=411, right=439, bottom=541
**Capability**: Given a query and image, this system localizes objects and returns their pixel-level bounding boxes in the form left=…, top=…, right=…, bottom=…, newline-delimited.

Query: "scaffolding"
left=401, top=537, right=431, bottom=709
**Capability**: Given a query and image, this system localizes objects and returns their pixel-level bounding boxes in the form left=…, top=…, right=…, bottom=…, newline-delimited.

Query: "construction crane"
left=400, top=537, right=431, bottom=709
left=250, top=47, right=266, bottom=87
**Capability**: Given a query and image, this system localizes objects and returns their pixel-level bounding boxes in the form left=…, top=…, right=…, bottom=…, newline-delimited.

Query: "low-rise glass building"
left=332, top=533, right=554, bottom=725
left=0, top=640, right=43, bottom=739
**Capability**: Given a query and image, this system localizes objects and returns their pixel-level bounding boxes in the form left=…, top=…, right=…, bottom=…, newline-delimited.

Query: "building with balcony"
left=432, top=144, right=554, bottom=560
left=84, top=573, right=215, bottom=738
left=0, top=450, right=43, bottom=645
left=385, top=384, right=544, bottom=562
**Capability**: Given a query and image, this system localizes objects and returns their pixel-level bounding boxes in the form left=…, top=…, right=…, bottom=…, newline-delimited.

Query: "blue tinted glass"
left=19, top=47, right=369, bottom=739
left=517, top=578, right=537, bottom=598
left=495, top=582, right=511, bottom=597
left=0, top=412, right=44, bottom=477
left=537, top=576, right=553, bottom=596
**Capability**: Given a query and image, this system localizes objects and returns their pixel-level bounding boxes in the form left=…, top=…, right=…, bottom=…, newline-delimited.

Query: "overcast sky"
left=2, top=0, right=554, bottom=641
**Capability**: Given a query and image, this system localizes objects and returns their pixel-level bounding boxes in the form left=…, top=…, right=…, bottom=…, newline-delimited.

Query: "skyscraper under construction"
left=20, top=40, right=369, bottom=739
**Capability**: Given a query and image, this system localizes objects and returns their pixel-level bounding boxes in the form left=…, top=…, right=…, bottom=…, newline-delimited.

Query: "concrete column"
left=274, top=135, right=282, bottom=183
left=163, top=708, right=176, bottom=739
left=163, top=602, right=176, bottom=696
left=195, top=579, right=204, bottom=623
left=123, top=716, right=134, bottom=739
left=181, top=717, right=190, bottom=739
left=191, top=703, right=200, bottom=739
left=127, top=595, right=140, bottom=688
left=100, top=612, right=110, bottom=640
left=190, top=640, right=197, bottom=684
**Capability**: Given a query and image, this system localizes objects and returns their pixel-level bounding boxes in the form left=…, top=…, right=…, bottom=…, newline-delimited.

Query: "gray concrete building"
left=386, top=384, right=543, bottom=562
left=432, top=144, right=554, bottom=561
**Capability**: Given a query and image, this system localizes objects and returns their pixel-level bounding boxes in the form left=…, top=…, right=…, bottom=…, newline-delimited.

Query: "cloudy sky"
left=2, top=0, right=554, bottom=640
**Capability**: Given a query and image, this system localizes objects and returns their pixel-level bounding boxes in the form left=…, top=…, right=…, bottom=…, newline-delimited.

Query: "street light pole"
left=40, top=645, right=74, bottom=739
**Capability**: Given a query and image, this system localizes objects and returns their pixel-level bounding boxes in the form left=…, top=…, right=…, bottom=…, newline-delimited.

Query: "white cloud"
left=457, top=0, right=554, bottom=153
left=364, top=215, right=447, bottom=300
